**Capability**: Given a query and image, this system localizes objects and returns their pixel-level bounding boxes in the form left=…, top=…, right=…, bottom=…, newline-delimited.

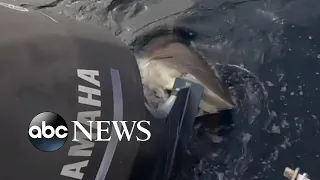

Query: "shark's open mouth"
left=132, top=28, right=235, bottom=114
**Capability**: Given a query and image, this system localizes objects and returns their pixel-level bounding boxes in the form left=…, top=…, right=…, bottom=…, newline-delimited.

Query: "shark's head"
left=135, top=33, right=235, bottom=114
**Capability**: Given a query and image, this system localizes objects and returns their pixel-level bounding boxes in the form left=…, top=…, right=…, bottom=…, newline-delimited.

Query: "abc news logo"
left=28, top=112, right=151, bottom=152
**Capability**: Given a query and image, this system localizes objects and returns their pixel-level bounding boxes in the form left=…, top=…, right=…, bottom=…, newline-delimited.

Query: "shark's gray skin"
left=135, top=34, right=235, bottom=114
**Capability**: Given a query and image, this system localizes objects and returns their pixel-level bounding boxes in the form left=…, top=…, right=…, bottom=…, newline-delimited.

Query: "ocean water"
left=20, top=0, right=320, bottom=179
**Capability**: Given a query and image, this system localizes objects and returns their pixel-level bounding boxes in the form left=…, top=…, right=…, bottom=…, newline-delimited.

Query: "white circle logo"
left=28, top=112, right=68, bottom=152
left=0, top=2, right=29, bottom=12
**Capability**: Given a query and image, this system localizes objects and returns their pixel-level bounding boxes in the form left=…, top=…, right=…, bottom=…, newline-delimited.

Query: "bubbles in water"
left=189, top=63, right=270, bottom=180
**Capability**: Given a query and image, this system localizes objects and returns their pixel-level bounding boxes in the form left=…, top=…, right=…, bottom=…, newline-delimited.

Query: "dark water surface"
left=18, top=0, right=320, bottom=179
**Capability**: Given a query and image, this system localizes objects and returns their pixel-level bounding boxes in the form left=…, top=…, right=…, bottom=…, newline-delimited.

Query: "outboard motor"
left=0, top=2, right=210, bottom=180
